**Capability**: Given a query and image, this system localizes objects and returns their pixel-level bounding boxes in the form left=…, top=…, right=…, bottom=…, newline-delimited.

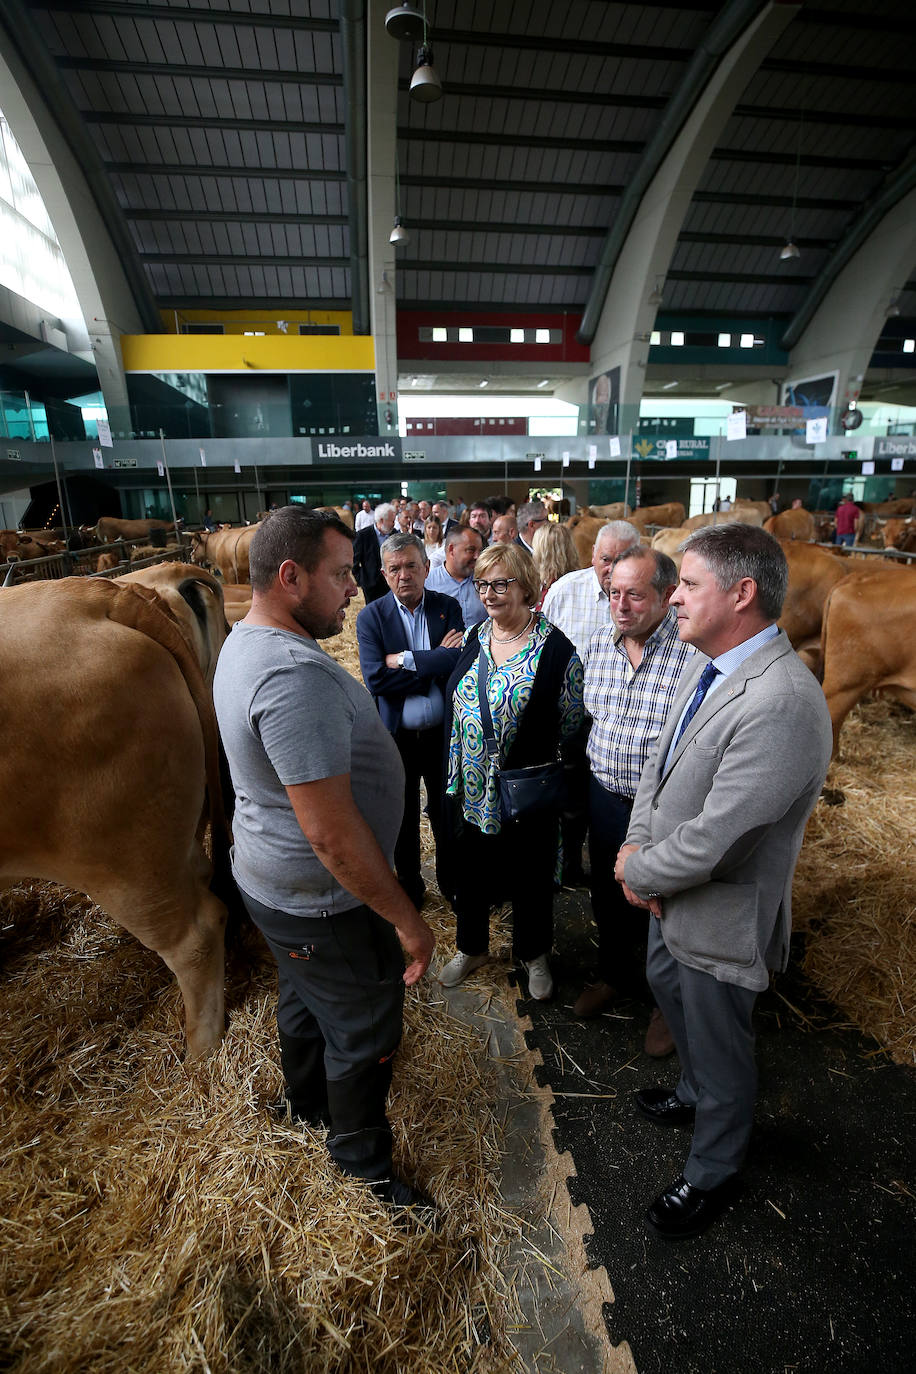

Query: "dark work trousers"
left=241, top=890, right=405, bottom=1183
left=588, top=776, right=651, bottom=997
left=393, top=722, right=446, bottom=907
left=646, top=917, right=758, bottom=1189
left=560, top=719, right=591, bottom=882
left=451, top=809, right=558, bottom=962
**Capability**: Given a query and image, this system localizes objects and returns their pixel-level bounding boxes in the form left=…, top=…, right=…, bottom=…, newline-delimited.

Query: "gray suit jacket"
left=624, top=630, right=832, bottom=991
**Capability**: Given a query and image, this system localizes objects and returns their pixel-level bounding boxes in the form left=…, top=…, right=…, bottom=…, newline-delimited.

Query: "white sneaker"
left=438, top=951, right=489, bottom=988
left=523, top=954, right=554, bottom=1001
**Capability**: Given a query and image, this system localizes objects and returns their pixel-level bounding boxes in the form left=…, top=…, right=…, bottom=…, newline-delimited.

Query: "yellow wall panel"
left=122, top=333, right=375, bottom=373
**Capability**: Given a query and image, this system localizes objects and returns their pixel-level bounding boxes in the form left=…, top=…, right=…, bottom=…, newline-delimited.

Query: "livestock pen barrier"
left=0, top=535, right=195, bottom=587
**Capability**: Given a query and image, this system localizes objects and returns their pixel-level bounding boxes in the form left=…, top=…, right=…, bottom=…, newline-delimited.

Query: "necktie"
left=674, top=663, right=720, bottom=746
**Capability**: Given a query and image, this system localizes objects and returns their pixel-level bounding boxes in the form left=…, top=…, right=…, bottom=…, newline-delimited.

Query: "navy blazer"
left=356, top=588, right=464, bottom=734
left=352, top=525, right=388, bottom=602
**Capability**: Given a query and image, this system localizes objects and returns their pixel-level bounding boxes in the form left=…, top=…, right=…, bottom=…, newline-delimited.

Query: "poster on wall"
left=588, top=366, right=620, bottom=434
left=781, top=372, right=837, bottom=425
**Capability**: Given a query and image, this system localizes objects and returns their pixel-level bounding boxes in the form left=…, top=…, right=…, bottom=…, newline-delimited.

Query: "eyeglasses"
left=473, top=577, right=517, bottom=595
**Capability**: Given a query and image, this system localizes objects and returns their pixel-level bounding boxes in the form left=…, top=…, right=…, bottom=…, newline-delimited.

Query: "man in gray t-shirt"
left=214, top=507, right=435, bottom=1211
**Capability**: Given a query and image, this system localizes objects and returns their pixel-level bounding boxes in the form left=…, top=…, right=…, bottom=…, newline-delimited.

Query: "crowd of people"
left=213, top=495, right=833, bottom=1242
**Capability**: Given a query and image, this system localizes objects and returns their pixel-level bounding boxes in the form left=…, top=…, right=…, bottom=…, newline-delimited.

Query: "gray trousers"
left=241, top=890, right=405, bottom=1181
left=646, top=916, right=758, bottom=1189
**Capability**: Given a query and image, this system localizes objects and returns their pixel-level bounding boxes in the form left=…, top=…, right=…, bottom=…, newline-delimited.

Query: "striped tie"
left=674, top=662, right=720, bottom=746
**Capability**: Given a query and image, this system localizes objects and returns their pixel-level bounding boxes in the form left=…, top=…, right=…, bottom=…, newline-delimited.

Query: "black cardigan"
left=443, top=618, right=577, bottom=772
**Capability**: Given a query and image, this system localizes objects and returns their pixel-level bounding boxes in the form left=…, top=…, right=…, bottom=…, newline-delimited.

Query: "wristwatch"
left=397, top=651, right=406, bottom=668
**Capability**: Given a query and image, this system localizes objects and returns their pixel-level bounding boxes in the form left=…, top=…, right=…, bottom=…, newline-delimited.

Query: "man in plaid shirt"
left=579, top=545, right=695, bottom=1055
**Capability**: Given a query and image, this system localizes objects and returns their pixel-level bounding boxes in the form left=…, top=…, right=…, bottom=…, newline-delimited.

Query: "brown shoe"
left=644, top=1006, right=675, bottom=1058
left=573, top=981, right=616, bottom=1019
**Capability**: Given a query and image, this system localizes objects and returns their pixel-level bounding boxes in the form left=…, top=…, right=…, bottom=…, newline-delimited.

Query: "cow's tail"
left=817, top=582, right=841, bottom=685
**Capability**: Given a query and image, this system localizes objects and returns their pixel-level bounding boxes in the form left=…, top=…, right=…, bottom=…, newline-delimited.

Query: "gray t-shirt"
left=213, top=622, right=404, bottom=917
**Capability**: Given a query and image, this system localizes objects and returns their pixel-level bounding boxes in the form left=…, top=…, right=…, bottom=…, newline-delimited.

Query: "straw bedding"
left=3, top=594, right=913, bottom=1370
left=793, top=698, right=916, bottom=1066
left=0, top=881, right=521, bottom=1372
left=0, top=600, right=527, bottom=1372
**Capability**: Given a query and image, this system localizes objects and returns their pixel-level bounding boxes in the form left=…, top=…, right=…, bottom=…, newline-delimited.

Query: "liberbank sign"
left=313, top=438, right=401, bottom=462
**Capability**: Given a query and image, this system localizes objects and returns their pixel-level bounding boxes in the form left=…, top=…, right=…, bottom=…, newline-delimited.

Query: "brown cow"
left=578, top=502, right=629, bottom=520
left=763, top=509, right=816, bottom=541
left=116, top=563, right=227, bottom=684
left=95, top=549, right=124, bottom=573
left=777, top=540, right=851, bottom=672
left=565, top=513, right=607, bottom=569
left=649, top=526, right=688, bottom=567
left=96, top=517, right=178, bottom=543
left=0, top=575, right=229, bottom=1056
left=882, top=518, right=916, bottom=552
left=859, top=498, right=916, bottom=517
left=731, top=500, right=770, bottom=522
left=188, top=524, right=260, bottom=584
left=219, top=583, right=253, bottom=626
left=627, top=502, right=686, bottom=532
left=820, top=564, right=916, bottom=749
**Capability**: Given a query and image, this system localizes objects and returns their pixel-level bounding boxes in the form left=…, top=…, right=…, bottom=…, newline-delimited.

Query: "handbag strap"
left=476, top=646, right=501, bottom=762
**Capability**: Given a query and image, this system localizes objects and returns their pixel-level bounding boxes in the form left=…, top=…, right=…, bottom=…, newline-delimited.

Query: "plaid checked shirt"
left=583, top=608, right=696, bottom=797
left=541, top=567, right=611, bottom=659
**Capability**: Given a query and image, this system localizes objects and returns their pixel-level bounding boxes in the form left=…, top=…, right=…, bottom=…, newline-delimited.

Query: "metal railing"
left=1, top=534, right=193, bottom=587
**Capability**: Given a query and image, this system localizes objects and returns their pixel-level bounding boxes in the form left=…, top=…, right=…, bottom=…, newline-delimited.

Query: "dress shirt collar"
left=710, top=622, right=779, bottom=678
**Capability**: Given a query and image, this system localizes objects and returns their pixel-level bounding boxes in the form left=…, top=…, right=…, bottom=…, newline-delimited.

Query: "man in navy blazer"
left=357, top=532, right=464, bottom=908
left=352, top=502, right=396, bottom=602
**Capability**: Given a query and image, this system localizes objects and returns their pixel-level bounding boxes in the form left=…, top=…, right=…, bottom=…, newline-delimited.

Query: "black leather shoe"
left=635, top=1087, right=696, bottom=1126
left=645, top=1173, right=741, bottom=1240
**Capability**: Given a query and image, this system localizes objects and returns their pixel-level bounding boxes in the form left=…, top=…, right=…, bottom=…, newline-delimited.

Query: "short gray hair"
left=681, top=522, right=788, bottom=619
left=597, top=520, right=640, bottom=549
left=374, top=502, right=395, bottom=524
left=613, top=544, right=678, bottom=594
left=381, top=531, right=426, bottom=564
left=517, top=500, right=546, bottom=531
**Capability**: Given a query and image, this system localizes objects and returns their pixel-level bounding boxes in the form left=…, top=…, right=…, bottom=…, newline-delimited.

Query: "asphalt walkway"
left=515, top=887, right=916, bottom=1374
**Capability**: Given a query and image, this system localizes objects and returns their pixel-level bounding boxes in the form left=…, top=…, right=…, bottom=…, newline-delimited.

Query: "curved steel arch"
left=0, top=0, right=159, bottom=343
left=780, top=155, right=916, bottom=352
left=577, top=0, right=781, bottom=347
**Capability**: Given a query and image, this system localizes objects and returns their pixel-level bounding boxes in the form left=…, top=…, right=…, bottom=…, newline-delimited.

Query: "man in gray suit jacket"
left=615, top=523, right=832, bottom=1240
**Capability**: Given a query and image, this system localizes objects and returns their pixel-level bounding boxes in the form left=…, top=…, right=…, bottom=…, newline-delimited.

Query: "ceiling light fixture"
left=409, top=42, right=442, bottom=102
left=385, top=4, right=425, bottom=41
left=537, top=379, right=550, bottom=388
left=780, top=111, right=803, bottom=261
left=478, top=380, right=488, bottom=388
left=662, top=381, right=679, bottom=390
left=389, top=154, right=409, bottom=246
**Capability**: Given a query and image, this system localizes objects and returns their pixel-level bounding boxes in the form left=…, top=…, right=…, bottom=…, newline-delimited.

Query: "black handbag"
left=477, top=647, right=564, bottom=822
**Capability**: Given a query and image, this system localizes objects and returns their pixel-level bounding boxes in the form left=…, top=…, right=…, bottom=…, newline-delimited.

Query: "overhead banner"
left=312, top=437, right=403, bottom=464
left=875, top=436, right=916, bottom=458
left=632, top=436, right=711, bottom=461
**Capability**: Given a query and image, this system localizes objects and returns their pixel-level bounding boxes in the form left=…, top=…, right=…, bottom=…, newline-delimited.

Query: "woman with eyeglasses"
left=437, top=542, right=583, bottom=1000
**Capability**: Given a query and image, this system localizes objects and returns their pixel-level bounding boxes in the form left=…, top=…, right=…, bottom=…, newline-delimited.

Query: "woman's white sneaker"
left=523, top=954, right=554, bottom=1000
left=438, top=951, right=489, bottom=987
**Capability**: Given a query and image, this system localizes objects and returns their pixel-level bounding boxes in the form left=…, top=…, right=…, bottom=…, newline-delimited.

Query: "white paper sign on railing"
left=726, top=411, right=747, bottom=442
left=805, top=416, right=828, bottom=443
